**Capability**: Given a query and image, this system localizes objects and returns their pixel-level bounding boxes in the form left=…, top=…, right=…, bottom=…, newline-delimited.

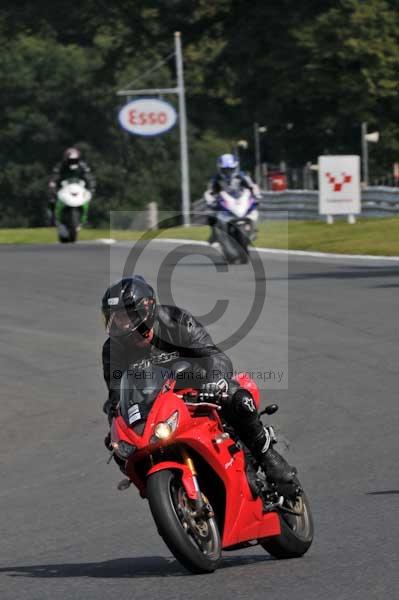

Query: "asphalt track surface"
left=1, top=240, right=398, bottom=600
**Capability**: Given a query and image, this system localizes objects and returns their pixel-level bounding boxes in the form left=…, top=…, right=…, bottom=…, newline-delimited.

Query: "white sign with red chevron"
left=318, top=155, right=361, bottom=215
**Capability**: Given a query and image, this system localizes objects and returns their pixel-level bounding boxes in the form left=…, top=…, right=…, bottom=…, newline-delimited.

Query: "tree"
left=293, top=0, right=399, bottom=168
left=1, top=1, right=399, bottom=226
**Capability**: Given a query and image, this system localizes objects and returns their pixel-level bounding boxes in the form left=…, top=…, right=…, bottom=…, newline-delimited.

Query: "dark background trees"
left=0, top=0, right=398, bottom=226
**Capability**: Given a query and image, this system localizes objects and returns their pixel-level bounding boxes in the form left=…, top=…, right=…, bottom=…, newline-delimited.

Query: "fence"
left=192, top=186, right=399, bottom=221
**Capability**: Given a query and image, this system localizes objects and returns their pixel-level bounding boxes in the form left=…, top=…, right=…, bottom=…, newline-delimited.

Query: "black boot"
left=226, top=389, right=296, bottom=485
left=259, top=445, right=296, bottom=484
left=249, top=426, right=296, bottom=484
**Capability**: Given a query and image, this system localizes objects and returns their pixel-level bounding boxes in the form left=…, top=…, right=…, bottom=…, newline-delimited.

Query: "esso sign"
left=118, top=98, right=177, bottom=136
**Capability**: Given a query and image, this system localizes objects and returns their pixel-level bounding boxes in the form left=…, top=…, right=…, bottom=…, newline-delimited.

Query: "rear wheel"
left=147, top=469, right=221, bottom=574
left=261, top=489, right=313, bottom=558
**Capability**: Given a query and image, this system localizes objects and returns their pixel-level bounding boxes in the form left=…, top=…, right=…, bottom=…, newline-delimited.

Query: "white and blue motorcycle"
left=205, top=187, right=258, bottom=264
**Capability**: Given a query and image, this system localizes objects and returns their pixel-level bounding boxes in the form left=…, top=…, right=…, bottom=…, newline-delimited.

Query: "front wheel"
left=261, top=489, right=313, bottom=558
left=229, top=224, right=251, bottom=264
left=66, top=208, right=80, bottom=243
left=147, top=469, right=221, bottom=574
left=58, top=208, right=80, bottom=243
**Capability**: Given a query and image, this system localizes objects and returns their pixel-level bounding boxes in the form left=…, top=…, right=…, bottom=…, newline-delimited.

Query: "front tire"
left=147, top=469, right=221, bottom=574
left=58, top=208, right=79, bottom=243
left=261, top=490, right=313, bottom=558
left=58, top=223, right=71, bottom=243
left=66, top=208, right=79, bottom=243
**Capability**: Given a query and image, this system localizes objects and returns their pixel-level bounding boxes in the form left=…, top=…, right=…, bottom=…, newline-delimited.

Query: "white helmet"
left=217, top=154, right=239, bottom=180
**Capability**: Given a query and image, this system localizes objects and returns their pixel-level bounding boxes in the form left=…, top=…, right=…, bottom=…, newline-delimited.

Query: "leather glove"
left=198, top=379, right=228, bottom=402
left=104, top=432, right=112, bottom=451
left=103, top=398, right=118, bottom=425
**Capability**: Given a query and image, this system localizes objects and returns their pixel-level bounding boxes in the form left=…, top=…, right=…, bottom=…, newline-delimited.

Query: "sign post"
left=117, top=32, right=191, bottom=226
left=175, top=32, right=190, bottom=227
left=318, top=155, right=361, bottom=224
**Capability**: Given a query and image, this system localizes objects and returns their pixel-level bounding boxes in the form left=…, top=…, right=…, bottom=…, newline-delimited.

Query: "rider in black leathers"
left=101, top=276, right=294, bottom=485
left=48, top=147, right=95, bottom=225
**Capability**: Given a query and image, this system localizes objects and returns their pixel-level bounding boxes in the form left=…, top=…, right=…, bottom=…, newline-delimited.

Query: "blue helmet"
left=217, top=154, right=239, bottom=179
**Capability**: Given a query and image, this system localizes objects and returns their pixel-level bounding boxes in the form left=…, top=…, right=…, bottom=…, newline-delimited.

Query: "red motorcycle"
left=109, top=362, right=313, bottom=574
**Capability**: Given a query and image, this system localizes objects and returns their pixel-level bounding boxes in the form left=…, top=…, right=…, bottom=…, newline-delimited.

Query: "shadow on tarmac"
left=285, top=266, right=399, bottom=281
left=0, top=554, right=273, bottom=579
left=366, top=490, right=399, bottom=495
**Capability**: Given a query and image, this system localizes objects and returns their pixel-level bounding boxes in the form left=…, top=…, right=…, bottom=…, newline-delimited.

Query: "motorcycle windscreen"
left=119, top=364, right=167, bottom=430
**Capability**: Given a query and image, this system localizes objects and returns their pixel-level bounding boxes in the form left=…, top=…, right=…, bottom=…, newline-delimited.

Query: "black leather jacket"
left=102, top=305, right=233, bottom=414
left=50, top=160, right=96, bottom=193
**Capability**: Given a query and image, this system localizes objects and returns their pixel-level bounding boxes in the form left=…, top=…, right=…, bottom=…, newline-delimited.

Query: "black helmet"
left=101, top=276, right=156, bottom=338
left=63, top=147, right=81, bottom=169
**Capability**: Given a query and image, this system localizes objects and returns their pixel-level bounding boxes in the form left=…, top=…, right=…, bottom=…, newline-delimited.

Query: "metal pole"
left=254, top=122, right=261, bottom=186
left=235, top=143, right=240, bottom=164
left=361, top=122, right=369, bottom=186
left=175, top=32, right=190, bottom=227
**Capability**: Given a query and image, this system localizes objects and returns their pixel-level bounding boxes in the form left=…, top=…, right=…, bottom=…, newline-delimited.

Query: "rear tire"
left=261, top=491, right=313, bottom=559
left=147, top=469, right=221, bottom=574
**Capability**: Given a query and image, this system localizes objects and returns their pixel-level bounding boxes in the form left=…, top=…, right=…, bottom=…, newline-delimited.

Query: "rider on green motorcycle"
left=48, top=147, right=95, bottom=225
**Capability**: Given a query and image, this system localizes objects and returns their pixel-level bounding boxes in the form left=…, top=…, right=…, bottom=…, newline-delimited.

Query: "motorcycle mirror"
left=259, top=404, right=279, bottom=416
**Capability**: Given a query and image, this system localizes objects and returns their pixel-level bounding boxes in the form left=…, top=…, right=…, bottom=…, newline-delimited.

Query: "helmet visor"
left=107, top=299, right=154, bottom=337
left=221, top=167, right=236, bottom=178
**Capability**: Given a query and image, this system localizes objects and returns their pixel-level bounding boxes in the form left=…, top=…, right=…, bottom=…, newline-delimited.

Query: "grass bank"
left=0, top=217, right=398, bottom=256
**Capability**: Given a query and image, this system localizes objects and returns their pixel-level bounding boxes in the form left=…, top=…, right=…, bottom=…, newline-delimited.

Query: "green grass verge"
left=0, top=217, right=398, bottom=256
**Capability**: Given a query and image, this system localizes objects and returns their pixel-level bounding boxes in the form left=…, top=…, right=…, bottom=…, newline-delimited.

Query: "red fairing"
left=147, top=462, right=198, bottom=500
left=110, top=376, right=281, bottom=551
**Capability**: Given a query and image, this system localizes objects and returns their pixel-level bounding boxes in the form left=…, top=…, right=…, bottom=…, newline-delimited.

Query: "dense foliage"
left=1, top=0, right=399, bottom=226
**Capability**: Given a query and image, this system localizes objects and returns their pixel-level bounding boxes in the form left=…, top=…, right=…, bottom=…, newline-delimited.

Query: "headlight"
left=153, top=411, right=179, bottom=441
left=112, top=440, right=136, bottom=459
left=154, top=422, right=172, bottom=440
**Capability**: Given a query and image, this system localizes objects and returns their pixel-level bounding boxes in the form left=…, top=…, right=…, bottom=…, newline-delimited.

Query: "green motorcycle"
left=55, top=178, right=91, bottom=243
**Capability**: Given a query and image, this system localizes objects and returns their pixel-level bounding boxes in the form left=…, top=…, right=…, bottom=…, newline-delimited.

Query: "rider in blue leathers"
left=204, top=154, right=260, bottom=243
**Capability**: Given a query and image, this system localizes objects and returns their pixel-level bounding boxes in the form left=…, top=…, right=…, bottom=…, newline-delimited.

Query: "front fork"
left=180, top=448, right=214, bottom=518
left=54, top=201, right=89, bottom=225
left=146, top=448, right=213, bottom=518
left=55, top=200, right=64, bottom=224
left=81, top=201, right=89, bottom=225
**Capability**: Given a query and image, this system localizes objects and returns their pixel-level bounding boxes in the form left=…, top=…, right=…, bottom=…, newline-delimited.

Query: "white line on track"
left=120, top=237, right=399, bottom=263
left=93, top=237, right=399, bottom=262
